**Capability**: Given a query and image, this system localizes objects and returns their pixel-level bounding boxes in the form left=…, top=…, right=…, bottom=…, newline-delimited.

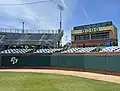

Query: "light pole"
left=57, top=4, right=64, bottom=48
left=58, top=4, right=64, bottom=33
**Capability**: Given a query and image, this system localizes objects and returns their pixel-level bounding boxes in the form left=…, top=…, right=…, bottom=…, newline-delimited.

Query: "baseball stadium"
left=1, top=21, right=120, bottom=90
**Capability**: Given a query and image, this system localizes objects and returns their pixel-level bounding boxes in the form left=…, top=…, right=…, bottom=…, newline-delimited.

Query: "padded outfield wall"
left=0, top=53, right=120, bottom=74
left=0, top=54, right=51, bottom=68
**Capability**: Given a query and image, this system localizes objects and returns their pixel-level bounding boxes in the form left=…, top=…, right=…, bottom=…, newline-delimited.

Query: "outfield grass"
left=0, top=72, right=120, bottom=91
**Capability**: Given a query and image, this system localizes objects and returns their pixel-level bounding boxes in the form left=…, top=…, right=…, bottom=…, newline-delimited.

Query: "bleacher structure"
left=99, top=46, right=120, bottom=52
left=61, top=46, right=120, bottom=53
left=0, top=48, right=63, bottom=54
left=0, top=28, right=63, bottom=49
left=61, top=47, right=97, bottom=53
left=0, top=49, right=33, bottom=54
left=1, top=46, right=120, bottom=54
left=34, top=49, right=63, bottom=54
left=0, top=28, right=120, bottom=54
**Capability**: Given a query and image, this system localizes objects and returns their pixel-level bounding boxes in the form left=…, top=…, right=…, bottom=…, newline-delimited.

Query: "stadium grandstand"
left=0, top=21, right=120, bottom=54
left=0, top=28, right=63, bottom=54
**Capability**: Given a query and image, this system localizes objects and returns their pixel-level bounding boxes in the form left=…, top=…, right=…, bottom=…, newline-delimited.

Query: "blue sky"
left=0, top=0, right=120, bottom=45
left=64, top=0, right=120, bottom=45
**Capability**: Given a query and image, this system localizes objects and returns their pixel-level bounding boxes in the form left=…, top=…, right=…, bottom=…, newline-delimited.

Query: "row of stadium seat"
left=61, top=47, right=96, bottom=53
left=76, top=47, right=96, bottom=53
left=1, top=46, right=120, bottom=54
left=0, top=48, right=62, bottom=54
left=34, top=49, right=62, bottom=53
left=61, top=46, right=120, bottom=53
left=100, top=46, right=120, bottom=52
left=0, top=33, right=58, bottom=40
left=0, top=49, right=33, bottom=54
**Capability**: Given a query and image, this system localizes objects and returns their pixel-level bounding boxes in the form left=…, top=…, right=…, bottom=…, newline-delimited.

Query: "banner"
left=72, top=26, right=114, bottom=34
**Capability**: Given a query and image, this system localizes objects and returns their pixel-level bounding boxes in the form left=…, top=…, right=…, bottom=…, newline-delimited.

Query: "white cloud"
left=0, top=0, right=63, bottom=29
left=0, top=0, right=75, bottom=44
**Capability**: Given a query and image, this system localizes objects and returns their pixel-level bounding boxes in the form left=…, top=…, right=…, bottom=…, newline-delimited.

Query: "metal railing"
left=0, top=28, right=59, bottom=34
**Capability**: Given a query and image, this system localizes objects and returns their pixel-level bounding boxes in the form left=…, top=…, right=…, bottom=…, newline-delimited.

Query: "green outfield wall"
left=0, top=54, right=120, bottom=73
left=51, top=55, right=84, bottom=68
left=84, top=55, right=106, bottom=71
left=105, top=55, right=120, bottom=72
left=1, top=55, right=51, bottom=67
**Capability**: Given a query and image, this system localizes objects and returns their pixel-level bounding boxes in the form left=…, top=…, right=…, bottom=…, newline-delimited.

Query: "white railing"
left=0, top=28, right=59, bottom=34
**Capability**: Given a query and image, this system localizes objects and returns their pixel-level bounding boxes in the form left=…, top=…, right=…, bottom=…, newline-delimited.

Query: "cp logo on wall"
left=10, top=57, right=19, bottom=64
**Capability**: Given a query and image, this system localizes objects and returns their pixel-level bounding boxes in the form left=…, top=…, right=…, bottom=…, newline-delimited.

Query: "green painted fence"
left=106, top=55, right=120, bottom=72
left=84, top=55, right=106, bottom=71
left=19, top=56, right=51, bottom=66
left=1, top=54, right=120, bottom=73
left=51, top=55, right=84, bottom=68
left=1, top=55, right=51, bottom=67
left=1, top=56, right=20, bottom=67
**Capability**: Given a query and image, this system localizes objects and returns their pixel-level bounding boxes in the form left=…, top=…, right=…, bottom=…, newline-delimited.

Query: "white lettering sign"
left=82, top=27, right=99, bottom=33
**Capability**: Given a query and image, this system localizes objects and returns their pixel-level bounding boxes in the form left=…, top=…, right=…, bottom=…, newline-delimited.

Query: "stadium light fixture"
left=50, top=0, right=64, bottom=32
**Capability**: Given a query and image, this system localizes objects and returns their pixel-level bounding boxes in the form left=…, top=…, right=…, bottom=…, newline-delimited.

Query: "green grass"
left=0, top=72, right=120, bottom=91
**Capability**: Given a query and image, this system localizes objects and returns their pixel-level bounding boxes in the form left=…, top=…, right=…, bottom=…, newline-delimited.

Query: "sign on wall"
left=71, top=26, right=114, bottom=34
left=10, top=57, right=19, bottom=64
left=82, top=27, right=99, bottom=33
